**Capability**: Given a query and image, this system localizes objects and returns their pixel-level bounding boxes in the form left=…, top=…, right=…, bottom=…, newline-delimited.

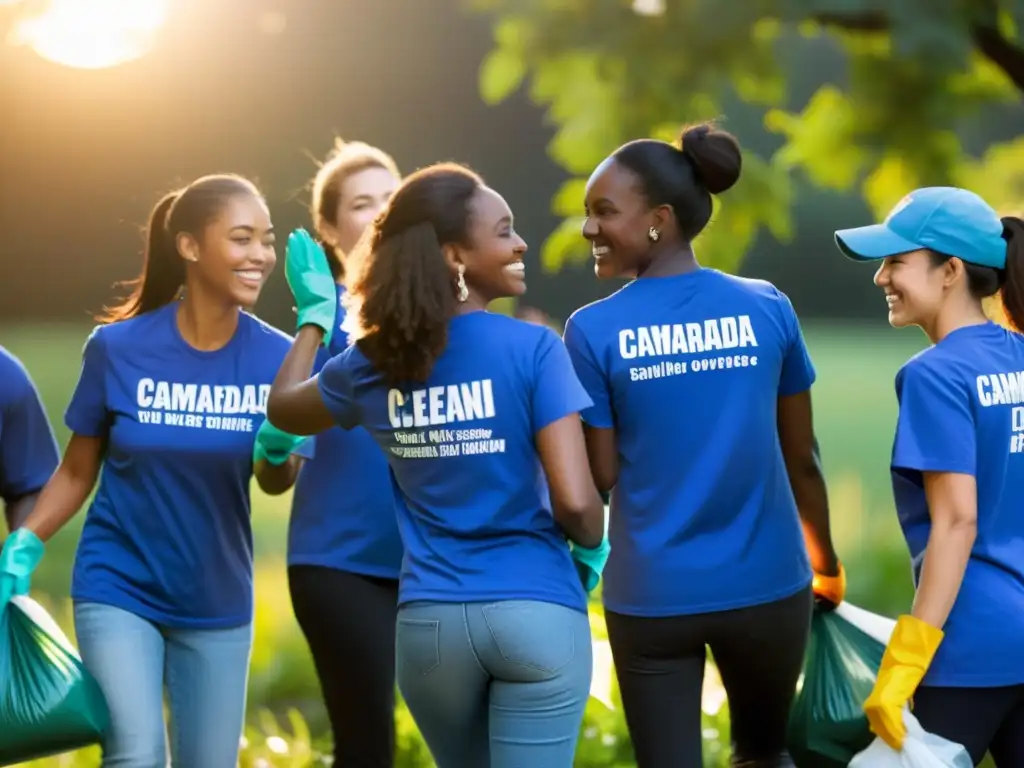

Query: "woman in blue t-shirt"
left=257, top=138, right=405, bottom=766
left=265, top=162, right=608, bottom=767
left=0, top=174, right=308, bottom=767
left=0, top=347, right=58, bottom=534
left=835, top=189, right=1024, bottom=765
left=563, top=123, right=844, bottom=767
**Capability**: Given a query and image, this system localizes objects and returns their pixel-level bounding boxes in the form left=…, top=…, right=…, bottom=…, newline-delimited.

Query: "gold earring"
left=456, top=264, right=469, bottom=303
left=648, top=226, right=660, bottom=242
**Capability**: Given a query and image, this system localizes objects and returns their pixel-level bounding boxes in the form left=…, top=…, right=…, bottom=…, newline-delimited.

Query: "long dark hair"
left=344, top=163, right=482, bottom=384
left=99, top=174, right=261, bottom=323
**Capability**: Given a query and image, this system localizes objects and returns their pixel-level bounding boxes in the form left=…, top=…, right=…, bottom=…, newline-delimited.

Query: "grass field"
left=0, top=320, right=930, bottom=766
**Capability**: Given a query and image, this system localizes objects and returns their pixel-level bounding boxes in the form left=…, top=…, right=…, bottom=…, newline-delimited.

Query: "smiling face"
left=582, top=158, right=659, bottom=279
left=872, top=249, right=950, bottom=329
left=326, top=165, right=399, bottom=255
left=458, top=186, right=528, bottom=303
left=178, top=193, right=277, bottom=308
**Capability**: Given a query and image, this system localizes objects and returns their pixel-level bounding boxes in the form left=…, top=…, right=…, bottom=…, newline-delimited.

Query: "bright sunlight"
left=9, top=0, right=170, bottom=69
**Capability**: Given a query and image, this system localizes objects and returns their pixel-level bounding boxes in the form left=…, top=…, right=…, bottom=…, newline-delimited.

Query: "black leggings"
left=289, top=565, right=400, bottom=767
left=914, top=684, right=1024, bottom=766
left=605, top=586, right=813, bottom=768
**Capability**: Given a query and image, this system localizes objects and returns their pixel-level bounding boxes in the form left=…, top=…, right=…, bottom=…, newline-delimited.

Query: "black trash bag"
left=0, top=596, right=109, bottom=765
left=787, top=602, right=895, bottom=768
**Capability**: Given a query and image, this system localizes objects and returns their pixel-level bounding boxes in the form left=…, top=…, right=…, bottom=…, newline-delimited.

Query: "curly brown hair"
left=344, top=163, right=483, bottom=385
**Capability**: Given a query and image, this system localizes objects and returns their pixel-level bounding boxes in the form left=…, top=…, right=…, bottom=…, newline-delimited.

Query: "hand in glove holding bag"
left=285, top=228, right=337, bottom=345
left=0, top=528, right=45, bottom=610
left=863, top=614, right=945, bottom=750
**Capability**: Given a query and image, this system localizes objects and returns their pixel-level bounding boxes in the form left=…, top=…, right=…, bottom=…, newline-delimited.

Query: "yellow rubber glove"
left=863, top=614, right=945, bottom=750
left=812, top=561, right=847, bottom=609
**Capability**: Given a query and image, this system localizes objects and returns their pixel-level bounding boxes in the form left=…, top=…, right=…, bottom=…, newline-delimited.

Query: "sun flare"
left=9, top=0, right=170, bottom=69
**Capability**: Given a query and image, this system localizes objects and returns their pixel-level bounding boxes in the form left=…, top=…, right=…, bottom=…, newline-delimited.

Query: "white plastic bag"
left=834, top=600, right=897, bottom=644
left=849, top=711, right=972, bottom=767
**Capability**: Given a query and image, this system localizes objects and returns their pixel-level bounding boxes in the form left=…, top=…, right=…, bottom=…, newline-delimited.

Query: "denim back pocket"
left=396, top=618, right=440, bottom=677
left=481, top=601, right=577, bottom=678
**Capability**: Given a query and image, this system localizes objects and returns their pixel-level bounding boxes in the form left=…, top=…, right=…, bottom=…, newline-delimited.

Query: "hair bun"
left=679, top=123, right=742, bottom=195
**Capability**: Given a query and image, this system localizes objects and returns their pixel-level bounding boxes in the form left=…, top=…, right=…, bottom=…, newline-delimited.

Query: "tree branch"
left=972, top=24, right=1024, bottom=93
left=813, top=10, right=1024, bottom=95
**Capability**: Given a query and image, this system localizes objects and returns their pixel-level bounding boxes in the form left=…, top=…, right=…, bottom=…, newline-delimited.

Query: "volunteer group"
left=1, top=122, right=1023, bottom=768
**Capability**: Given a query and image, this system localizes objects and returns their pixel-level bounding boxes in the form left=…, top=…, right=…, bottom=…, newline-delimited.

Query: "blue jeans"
left=396, top=600, right=592, bottom=768
left=74, top=602, right=253, bottom=768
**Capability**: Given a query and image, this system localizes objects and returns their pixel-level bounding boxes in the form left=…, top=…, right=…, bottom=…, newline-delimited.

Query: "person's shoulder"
left=709, top=271, right=789, bottom=303
left=895, top=344, right=969, bottom=396
left=567, top=284, right=634, bottom=329
left=95, top=305, right=171, bottom=348
left=0, top=346, right=34, bottom=402
left=0, top=345, right=29, bottom=380
left=468, top=313, right=561, bottom=363
left=472, top=311, right=551, bottom=339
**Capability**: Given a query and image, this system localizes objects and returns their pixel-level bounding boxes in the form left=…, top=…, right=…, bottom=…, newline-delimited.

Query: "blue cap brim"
left=834, top=224, right=921, bottom=262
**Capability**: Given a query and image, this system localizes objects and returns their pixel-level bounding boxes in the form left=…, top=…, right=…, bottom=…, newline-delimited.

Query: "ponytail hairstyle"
left=311, top=138, right=401, bottom=280
left=99, top=174, right=262, bottom=323
left=612, top=121, right=742, bottom=241
left=924, top=215, right=1024, bottom=333
left=344, top=162, right=482, bottom=385
left=997, top=216, right=1024, bottom=332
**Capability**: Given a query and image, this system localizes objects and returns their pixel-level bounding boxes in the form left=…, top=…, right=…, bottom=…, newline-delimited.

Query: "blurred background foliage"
left=3, top=0, right=1023, bottom=764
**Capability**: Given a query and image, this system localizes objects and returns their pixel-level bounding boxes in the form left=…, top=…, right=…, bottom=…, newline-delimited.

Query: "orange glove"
left=863, top=614, right=945, bottom=750
left=812, top=561, right=846, bottom=609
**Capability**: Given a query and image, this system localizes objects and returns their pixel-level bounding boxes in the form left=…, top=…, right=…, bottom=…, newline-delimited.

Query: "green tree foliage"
left=470, top=0, right=1024, bottom=272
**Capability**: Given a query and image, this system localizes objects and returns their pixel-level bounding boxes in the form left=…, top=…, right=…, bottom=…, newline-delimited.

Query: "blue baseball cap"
left=834, top=187, right=1008, bottom=269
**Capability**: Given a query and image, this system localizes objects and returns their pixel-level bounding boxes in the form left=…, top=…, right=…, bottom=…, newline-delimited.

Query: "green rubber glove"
left=0, top=528, right=44, bottom=610
left=285, top=228, right=337, bottom=345
left=254, top=420, right=308, bottom=466
left=571, top=507, right=611, bottom=594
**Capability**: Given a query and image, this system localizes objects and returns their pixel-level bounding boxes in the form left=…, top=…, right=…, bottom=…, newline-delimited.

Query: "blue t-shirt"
left=288, top=284, right=402, bottom=578
left=563, top=269, right=815, bottom=617
left=65, top=303, right=309, bottom=629
left=317, top=311, right=592, bottom=613
left=0, top=346, right=59, bottom=506
left=891, top=322, right=1024, bottom=687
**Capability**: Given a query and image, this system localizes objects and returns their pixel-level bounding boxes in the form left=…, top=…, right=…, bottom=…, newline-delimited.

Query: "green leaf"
left=766, top=86, right=867, bottom=191
left=955, top=136, right=1024, bottom=213
left=862, top=153, right=920, bottom=220
left=479, top=48, right=527, bottom=105
left=471, top=0, right=1024, bottom=276
left=541, top=217, right=588, bottom=272
left=551, top=178, right=588, bottom=217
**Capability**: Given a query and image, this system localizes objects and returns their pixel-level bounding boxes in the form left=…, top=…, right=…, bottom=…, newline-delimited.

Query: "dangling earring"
left=648, top=226, right=660, bottom=243
left=456, top=263, right=469, bottom=303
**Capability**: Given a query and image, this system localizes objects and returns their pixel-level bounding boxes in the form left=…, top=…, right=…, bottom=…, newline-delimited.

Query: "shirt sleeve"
left=64, top=327, right=110, bottom=438
left=775, top=289, right=817, bottom=397
left=562, top=317, right=613, bottom=429
left=531, top=327, right=594, bottom=433
left=0, top=361, right=59, bottom=501
left=892, top=360, right=976, bottom=476
left=317, top=347, right=362, bottom=431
